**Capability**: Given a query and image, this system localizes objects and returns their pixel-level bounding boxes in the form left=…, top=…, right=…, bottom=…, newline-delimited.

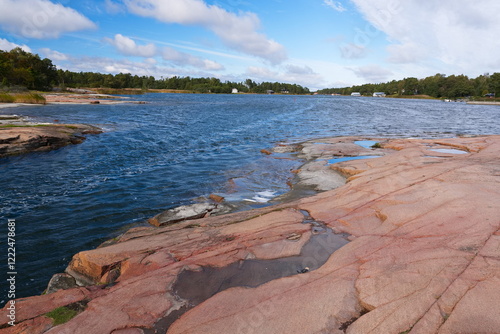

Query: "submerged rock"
left=208, top=194, right=225, bottom=203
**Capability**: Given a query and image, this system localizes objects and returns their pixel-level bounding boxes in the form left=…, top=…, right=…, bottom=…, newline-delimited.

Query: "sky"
left=0, top=0, right=499, bottom=90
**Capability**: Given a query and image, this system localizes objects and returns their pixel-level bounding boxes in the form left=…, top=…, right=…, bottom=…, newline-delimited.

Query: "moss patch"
left=45, top=306, right=78, bottom=325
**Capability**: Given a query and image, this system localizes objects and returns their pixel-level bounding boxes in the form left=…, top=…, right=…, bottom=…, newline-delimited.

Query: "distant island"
left=317, top=73, right=500, bottom=100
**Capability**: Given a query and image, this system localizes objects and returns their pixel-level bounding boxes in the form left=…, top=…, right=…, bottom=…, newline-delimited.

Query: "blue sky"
left=1, top=0, right=500, bottom=90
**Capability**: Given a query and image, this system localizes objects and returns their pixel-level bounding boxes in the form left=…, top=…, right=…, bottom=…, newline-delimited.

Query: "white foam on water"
left=244, top=190, right=277, bottom=203
left=257, top=190, right=277, bottom=198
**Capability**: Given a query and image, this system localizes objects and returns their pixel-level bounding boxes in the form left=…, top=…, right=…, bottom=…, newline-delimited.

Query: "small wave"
left=244, top=190, right=277, bottom=203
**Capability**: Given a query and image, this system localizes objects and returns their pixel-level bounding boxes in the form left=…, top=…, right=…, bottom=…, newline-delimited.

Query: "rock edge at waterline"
left=0, top=115, right=102, bottom=158
left=1, top=135, right=500, bottom=334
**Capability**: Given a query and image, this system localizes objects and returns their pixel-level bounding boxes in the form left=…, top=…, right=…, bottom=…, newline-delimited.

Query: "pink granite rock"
left=2, top=136, right=499, bottom=334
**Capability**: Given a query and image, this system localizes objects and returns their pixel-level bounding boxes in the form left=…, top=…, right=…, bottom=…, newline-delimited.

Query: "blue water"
left=1, top=94, right=499, bottom=300
left=354, top=140, right=379, bottom=148
left=328, top=156, right=380, bottom=164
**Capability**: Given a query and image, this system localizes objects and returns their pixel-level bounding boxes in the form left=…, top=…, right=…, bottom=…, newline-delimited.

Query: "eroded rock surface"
left=2, top=136, right=499, bottom=334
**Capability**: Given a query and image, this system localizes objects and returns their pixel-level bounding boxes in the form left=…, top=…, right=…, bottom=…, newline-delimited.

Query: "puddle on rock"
left=354, top=140, right=378, bottom=149
left=156, top=210, right=350, bottom=332
left=428, top=148, right=468, bottom=154
left=327, top=156, right=380, bottom=165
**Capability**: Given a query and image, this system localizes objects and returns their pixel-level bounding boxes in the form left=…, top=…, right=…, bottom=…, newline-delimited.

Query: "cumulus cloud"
left=162, top=47, right=224, bottom=70
left=0, top=0, right=96, bottom=39
left=0, top=38, right=31, bottom=52
left=106, top=34, right=157, bottom=57
left=324, top=0, right=346, bottom=12
left=123, top=0, right=287, bottom=64
left=350, top=65, right=393, bottom=83
left=39, top=48, right=68, bottom=61
left=351, top=0, right=500, bottom=75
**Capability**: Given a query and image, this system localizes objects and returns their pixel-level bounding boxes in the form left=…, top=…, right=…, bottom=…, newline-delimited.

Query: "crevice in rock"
left=338, top=308, right=370, bottom=333
left=418, top=225, right=500, bottom=333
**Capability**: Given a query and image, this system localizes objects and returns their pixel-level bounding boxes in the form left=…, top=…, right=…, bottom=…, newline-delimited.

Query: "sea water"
left=1, top=94, right=499, bottom=299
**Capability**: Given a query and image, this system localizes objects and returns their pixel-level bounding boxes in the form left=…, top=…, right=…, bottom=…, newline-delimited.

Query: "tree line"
left=0, top=48, right=310, bottom=94
left=0, top=48, right=57, bottom=90
left=317, top=73, right=500, bottom=99
left=3, top=47, right=499, bottom=98
left=57, top=71, right=310, bottom=94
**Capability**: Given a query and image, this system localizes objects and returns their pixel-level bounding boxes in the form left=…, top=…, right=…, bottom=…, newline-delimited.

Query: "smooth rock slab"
left=2, top=136, right=500, bottom=334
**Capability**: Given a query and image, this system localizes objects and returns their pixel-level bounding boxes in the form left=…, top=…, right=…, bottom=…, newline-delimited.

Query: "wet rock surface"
left=2, top=136, right=500, bottom=334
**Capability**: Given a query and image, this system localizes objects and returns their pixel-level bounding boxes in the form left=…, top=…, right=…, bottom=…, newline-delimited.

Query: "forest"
left=1, top=47, right=499, bottom=98
left=317, top=73, right=500, bottom=99
left=0, top=48, right=310, bottom=94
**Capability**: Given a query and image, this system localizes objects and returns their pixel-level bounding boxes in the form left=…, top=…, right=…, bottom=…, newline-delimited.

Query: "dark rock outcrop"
left=0, top=124, right=102, bottom=158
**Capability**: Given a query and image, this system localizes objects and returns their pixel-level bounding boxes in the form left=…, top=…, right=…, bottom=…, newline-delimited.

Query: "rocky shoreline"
left=2, top=135, right=500, bottom=333
left=0, top=115, right=102, bottom=158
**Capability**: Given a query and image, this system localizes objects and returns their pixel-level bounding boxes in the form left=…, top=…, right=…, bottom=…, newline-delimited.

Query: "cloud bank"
left=351, top=0, right=500, bottom=76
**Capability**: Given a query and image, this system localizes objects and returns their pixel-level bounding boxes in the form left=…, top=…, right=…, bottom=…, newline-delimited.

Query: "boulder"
left=148, top=202, right=232, bottom=227
left=45, top=273, right=78, bottom=294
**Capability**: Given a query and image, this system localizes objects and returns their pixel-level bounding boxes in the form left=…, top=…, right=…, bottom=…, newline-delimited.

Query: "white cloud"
left=324, top=0, right=346, bottom=12
left=0, top=38, right=31, bottom=52
left=39, top=48, right=68, bottom=61
left=104, top=34, right=224, bottom=70
left=0, top=0, right=96, bottom=39
left=162, top=47, right=224, bottom=70
left=246, top=63, right=324, bottom=88
left=351, top=0, right=500, bottom=76
left=123, top=0, right=287, bottom=64
left=106, top=34, right=157, bottom=57
left=339, top=43, right=368, bottom=59
left=350, top=65, right=393, bottom=83
left=62, top=56, right=219, bottom=79
left=105, top=0, right=125, bottom=14
left=65, top=56, right=165, bottom=76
